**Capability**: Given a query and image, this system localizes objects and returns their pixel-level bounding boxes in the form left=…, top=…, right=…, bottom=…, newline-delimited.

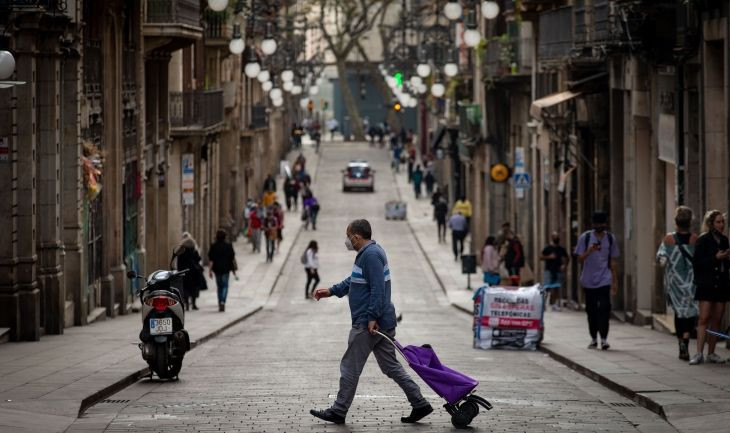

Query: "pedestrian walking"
left=249, top=204, right=262, bottom=253
left=263, top=210, right=278, bottom=263
left=284, top=177, right=300, bottom=211
left=452, top=195, right=473, bottom=232
left=481, top=236, right=501, bottom=285
left=273, top=202, right=284, bottom=251
left=424, top=170, right=435, bottom=196
left=503, top=231, right=526, bottom=286
left=242, top=198, right=254, bottom=241
left=310, top=219, right=433, bottom=425
left=540, top=231, right=570, bottom=311
left=434, top=197, right=448, bottom=243
left=689, top=209, right=729, bottom=365
left=574, top=211, right=620, bottom=350
left=412, top=165, right=423, bottom=199
left=177, top=232, right=205, bottom=311
left=448, top=211, right=468, bottom=261
left=656, top=206, right=699, bottom=361
left=303, top=193, right=320, bottom=231
left=406, top=145, right=416, bottom=183
left=263, top=173, right=276, bottom=193
left=262, top=189, right=277, bottom=208
left=392, top=145, right=402, bottom=173
left=207, top=230, right=237, bottom=312
left=303, top=240, right=320, bottom=299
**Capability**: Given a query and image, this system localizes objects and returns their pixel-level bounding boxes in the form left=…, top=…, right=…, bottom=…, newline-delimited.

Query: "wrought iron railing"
left=574, top=0, right=610, bottom=47
left=250, top=104, right=268, bottom=130
left=482, top=23, right=533, bottom=78
left=146, top=0, right=200, bottom=28
left=538, top=6, right=573, bottom=61
left=170, top=89, right=224, bottom=129
left=203, top=10, right=231, bottom=40
left=0, top=0, right=67, bottom=12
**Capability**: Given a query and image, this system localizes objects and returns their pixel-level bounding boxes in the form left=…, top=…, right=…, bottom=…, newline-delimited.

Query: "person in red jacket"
left=249, top=204, right=262, bottom=253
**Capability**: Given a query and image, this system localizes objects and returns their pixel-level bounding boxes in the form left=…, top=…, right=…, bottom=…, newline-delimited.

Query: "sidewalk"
left=0, top=146, right=319, bottom=433
left=392, top=166, right=730, bottom=433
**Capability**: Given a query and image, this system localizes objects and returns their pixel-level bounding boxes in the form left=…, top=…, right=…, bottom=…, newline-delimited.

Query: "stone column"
left=36, top=30, right=66, bottom=334
left=11, top=29, right=40, bottom=341
left=134, top=0, right=147, bottom=280
left=62, top=43, right=85, bottom=326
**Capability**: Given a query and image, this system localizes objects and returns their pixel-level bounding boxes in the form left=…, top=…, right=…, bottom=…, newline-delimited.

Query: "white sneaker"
left=706, top=353, right=726, bottom=364
left=689, top=353, right=704, bottom=365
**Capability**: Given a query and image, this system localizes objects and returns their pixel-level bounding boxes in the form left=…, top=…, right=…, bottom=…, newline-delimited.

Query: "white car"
left=342, top=160, right=375, bottom=192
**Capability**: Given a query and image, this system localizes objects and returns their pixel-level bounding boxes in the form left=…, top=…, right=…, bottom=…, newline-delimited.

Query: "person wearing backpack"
left=656, top=206, right=698, bottom=361
left=574, top=211, right=620, bottom=350
left=303, top=240, right=320, bottom=299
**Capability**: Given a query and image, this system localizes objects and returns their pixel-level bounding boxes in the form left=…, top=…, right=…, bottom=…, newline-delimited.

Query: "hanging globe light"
left=272, top=97, right=283, bottom=107
left=444, top=1, right=462, bottom=21
left=281, top=69, right=294, bottom=82
left=409, top=76, right=423, bottom=87
left=481, top=1, right=500, bottom=19
left=417, top=83, right=428, bottom=94
left=416, top=63, right=431, bottom=78
left=269, top=88, right=283, bottom=100
left=261, top=80, right=273, bottom=92
left=0, top=50, right=16, bottom=80
left=444, top=62, right=459, bottom=77
left=257, top=70, right=270, bottom=83
left=308, top=85, right=319, bottom=96
left=431, top=83, right=445, bottom=98
left=207, top=0, right=228, bottom=12
left=291, top=85, right=302, bottom=95
left=463, top=29, right=482, bottom=48
left=316, top=76, right=323, bottom=85
left=299, top=98, right=309, bottom=109
left=261, top=38, right=277, bottom=56
left=283, top=80, right=294, bottom=92
left=228, top=24, right=244, bottom=55
left=244, top=61, right=261, bottom=78
left=386, top=76, right=397, bottom=88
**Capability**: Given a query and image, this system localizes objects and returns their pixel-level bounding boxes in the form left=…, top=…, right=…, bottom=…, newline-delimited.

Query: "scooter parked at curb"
left=127, top=247, right=190, bottom=380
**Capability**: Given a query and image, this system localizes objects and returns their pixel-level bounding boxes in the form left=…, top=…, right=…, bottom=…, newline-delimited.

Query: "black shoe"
left=401, top=404, right=433, bottom=423
left=310, top=409, right=345, bottom=424
left=601, top=341, right=610, bottom=350
left=192, top=304, right=198, bottom=310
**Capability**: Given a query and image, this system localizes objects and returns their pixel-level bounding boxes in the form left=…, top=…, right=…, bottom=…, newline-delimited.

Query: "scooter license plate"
left=149, top=318, right=173, bottom=335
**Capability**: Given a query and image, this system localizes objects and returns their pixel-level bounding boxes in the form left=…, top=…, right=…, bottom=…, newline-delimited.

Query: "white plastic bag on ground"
left=472, top=284, right=544, bottom=350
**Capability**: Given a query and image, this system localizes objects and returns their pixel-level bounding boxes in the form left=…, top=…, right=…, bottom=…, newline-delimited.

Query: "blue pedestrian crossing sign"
left=514, top=172, right=531, bottom=189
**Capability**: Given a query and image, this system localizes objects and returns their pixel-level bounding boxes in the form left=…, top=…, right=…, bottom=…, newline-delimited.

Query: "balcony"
left=574, top=0, right=610, bottom=48
left=482, top=22, right=533, bottom=80
left=144, top=0, right=203, bottom=53
left=203, top=10, right=232, bottom=47
left=538, top=6, right=573, bottom=62
left=170, top=89, right=225, bottom=136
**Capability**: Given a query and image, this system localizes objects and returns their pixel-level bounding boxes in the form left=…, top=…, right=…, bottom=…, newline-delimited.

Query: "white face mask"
left=345, top=236, right=355, bottom=251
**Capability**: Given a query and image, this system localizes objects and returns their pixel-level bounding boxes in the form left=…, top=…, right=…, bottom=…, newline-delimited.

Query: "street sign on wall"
left=514, top=172, right=531, bottom=189
left=182, top=153, right=194, bottom=205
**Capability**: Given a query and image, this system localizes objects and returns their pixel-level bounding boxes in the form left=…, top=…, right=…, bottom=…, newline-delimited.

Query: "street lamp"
left=308, top=85, right=319, bottom=96
left=0, top=51, right=16, bottom=80
left=481, top=1, right=500, bottom=19
left=463, top=9, right=481, bottom=48
left=229, top=24, right=245, bottom=55
left=272, top=97, right=283, bottom=107
left=444, top=0, right=463, bottom=21
left=262, top=80, right=273, bottom=92
left=431, top=81, right=445, bottom=98
left=257, top=69, right=270, bottom=83
left=261, top=23, right=277, bottom=55
left=281, top=69, right=294, bottom=82
left=416, top=63, right=431, bottom=78
left=409, top=76, right=422, bottom=87
left=269, top=87, right=283, bottom=100
left=291, top=84, right=302, bottom=95
left=208, top=0, right=228, bottom=12
left=282, top=80, right=294, bottom=92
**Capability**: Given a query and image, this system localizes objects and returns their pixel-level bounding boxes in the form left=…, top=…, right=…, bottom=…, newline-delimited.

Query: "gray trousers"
left=331, top=326, right=429, bottom=416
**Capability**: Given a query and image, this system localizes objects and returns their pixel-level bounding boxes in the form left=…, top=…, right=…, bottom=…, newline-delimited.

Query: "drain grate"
left=610, top=402, right=637, bottom=407
left=101, top=399, right=131, bottom=404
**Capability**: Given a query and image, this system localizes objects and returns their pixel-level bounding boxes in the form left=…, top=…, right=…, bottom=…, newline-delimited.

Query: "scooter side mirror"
left=127, top=270, right=140, bottom=279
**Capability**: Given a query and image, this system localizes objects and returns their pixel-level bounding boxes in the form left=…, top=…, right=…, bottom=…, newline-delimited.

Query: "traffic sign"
left=514, top=172, right=531, bottom=189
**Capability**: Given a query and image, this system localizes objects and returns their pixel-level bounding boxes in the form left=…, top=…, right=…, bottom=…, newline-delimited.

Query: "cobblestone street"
left=68, top=141, right=676, bottom=432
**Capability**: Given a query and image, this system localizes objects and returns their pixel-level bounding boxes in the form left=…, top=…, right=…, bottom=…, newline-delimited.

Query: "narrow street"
left=69, top=141, right=675, bottom=433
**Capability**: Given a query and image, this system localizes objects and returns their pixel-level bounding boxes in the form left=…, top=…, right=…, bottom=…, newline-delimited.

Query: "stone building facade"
left=0, top=0, right=289, bottom=342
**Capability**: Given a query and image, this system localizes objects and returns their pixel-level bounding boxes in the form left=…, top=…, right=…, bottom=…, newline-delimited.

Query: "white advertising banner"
left=473, top=284, right=544, bottom=350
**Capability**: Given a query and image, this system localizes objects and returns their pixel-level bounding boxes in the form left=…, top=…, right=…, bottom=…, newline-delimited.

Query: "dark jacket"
left=208, top=241, right=236, bottom=274
left=434, top=201, right=448, bottom=222
left=177, top=245, right=204, bottom=296
left=505, top=239, right=525, bottom=269
left=693, top=232, right=730, bottom=291
left=263, top=176, right=277, bottom=193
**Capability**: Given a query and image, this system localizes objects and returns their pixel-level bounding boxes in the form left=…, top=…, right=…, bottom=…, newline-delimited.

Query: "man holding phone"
left=575, top=211, right=620, bottom=350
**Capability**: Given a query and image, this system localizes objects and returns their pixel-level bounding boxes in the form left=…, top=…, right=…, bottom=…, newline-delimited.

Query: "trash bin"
left=461, top=254, right=476, bottom=274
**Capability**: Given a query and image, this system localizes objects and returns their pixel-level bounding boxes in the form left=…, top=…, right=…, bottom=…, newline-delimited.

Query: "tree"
left=310, top=0, right=393, bottom=141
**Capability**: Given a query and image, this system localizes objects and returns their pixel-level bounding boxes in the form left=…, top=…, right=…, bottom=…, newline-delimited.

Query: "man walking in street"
left=541, top=231, right=570, bottom=311
left=207, top=230, right=237, bottom=312
left=448, top=211, right=468, bottom=261
left=310, top=219, right=433, bottom=425
left=574, top=211, right=620, bottom=350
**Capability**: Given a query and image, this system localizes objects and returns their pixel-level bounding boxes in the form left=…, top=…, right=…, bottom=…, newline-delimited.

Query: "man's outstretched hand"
left=313, top=287, right=332, bottom=301
left=368, top=320, right=380, bottom=335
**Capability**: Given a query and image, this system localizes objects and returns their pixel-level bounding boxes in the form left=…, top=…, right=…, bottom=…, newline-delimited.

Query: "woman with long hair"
left=304, top=240, right=320, bottom=299
left=689, top=210, right=730, bottom=365
left=481, top=236, right=501, bottom=285
left=177, top=232, right=204, bottom=311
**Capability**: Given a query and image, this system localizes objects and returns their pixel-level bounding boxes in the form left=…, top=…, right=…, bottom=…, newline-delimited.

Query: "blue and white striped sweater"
left=330, top=241, right=397, bottom=330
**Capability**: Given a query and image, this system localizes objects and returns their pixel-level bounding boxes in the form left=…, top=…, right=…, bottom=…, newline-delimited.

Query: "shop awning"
left=529, top=90, right=581, bottom=119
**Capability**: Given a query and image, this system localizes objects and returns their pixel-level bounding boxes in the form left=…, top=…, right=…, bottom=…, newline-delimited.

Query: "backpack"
left=300, top=249, right=308, bottom=265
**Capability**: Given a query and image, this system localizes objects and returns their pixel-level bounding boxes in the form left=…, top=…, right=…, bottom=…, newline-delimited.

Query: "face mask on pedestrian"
left=345, top=235, right=356, bottom=251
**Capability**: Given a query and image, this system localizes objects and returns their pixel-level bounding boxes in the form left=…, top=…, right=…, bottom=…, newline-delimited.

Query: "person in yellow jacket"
left=452, top=195, right=472, bottom=231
